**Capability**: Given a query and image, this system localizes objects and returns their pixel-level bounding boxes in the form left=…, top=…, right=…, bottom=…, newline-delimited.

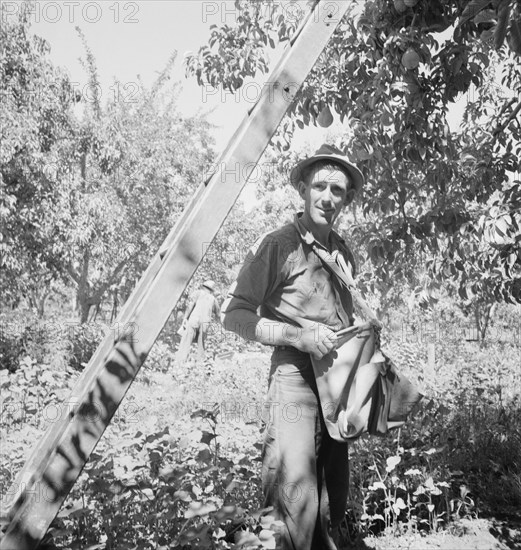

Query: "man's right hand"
left=292, top=323, right=338, bottom=359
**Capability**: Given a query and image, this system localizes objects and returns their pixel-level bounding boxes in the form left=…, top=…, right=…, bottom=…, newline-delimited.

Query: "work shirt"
left=186, top=289, right=220, bottom=326
left=221, top=214, right=355, bottom=332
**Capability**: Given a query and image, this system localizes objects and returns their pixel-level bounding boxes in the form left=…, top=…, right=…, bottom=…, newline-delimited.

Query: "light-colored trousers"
left=175, top=321, right=207, bottom=364
left=262, top=347, right=349, bottom=550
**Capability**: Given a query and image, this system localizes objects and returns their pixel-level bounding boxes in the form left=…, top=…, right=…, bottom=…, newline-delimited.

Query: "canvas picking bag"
left=309, top=245, right=423, bottom=442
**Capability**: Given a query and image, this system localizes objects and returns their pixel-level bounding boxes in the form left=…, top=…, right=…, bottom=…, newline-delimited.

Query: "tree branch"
left=65, top=265, right=80, bottom=285
left=89, top=255, right=134, bottom=304
left=493, top=99, right=521, bottom=137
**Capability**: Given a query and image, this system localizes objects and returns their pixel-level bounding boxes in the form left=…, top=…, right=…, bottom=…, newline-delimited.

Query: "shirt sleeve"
left=185, top=290, right=200, bottom=320
left=221, top=233, right=282, bottom=319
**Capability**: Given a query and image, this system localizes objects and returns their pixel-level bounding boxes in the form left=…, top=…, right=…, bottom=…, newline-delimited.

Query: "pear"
left=402, top=48, right=420, bottom=70
left=317, top=105, right=333, bottom=127
left=394, top=0, right=408, bottom=13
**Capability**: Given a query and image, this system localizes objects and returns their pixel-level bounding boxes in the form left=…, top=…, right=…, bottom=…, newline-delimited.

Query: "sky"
left=19, top=0, right=325, bottom=151
left=16, top=0, right=352, bottom=207
left=15, top=1, right=501, bottom=156
left=27, top=1, right=247, bottom=149
left=22, top=0, right=331, bottom=153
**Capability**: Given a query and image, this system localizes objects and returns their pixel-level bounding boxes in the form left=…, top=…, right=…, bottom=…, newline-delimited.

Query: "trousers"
left=261, top=347, right=349, bottom=550
left=175, top=322, right=207, bottom=364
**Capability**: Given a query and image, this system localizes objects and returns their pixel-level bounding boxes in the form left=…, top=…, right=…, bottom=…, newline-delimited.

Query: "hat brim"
left=289, top=154, right=364, bottom=195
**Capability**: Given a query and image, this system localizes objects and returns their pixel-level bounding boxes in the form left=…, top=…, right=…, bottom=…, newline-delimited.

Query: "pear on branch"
left=317, top=104, right=333, bottom=127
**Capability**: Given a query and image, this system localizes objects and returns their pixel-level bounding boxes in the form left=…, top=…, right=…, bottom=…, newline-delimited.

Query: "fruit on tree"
left=380, top=111, right=394, bottom=126
left=404, top=0, right=419, bottom=7
left=393, top=0, right=408, bottom=13
left=317, top=105, right=333, bottom=127
left=402, top=48, right=421, bottom=69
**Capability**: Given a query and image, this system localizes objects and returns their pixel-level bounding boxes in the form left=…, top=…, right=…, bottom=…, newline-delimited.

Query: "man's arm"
left=222, top=308, right=338, bottom=360
left=221, top=231, right=338, bottom=359
left=183, top=291, right=199, bottom=322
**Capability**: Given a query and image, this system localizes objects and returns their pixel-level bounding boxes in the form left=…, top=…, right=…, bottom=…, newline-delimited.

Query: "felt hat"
left=289, top=143, right=364, bottom=194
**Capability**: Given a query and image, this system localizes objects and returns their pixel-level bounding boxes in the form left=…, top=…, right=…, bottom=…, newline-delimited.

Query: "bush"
left=66, top=323, right=106, bottom=371
left=0, top=324, right=33, bottom=372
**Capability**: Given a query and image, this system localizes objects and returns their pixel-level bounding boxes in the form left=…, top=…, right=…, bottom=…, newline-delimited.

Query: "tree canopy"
left=185, top=0, right=521, bottom=307
left=1, top=5, right=215, bottom=321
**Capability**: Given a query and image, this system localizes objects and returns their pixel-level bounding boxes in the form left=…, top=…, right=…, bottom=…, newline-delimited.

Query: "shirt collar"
left=293, top=213, right=345, bottom=251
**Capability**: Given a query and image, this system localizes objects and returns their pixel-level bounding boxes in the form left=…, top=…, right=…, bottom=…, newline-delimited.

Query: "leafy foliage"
left=2, top=3, right=521, bottom=547
left=0, top=3, right=76, bottom=305
left=185, top=0, right=521, bottom=307
left=1, top=9, right=216, bottom=322
left=1, top=308, right=520, bottom=548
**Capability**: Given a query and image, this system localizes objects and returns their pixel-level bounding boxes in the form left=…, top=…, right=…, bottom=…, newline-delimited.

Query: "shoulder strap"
left=311, top=243, right=382, bottom=329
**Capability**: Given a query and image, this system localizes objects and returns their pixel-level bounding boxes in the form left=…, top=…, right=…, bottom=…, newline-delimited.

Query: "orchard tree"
left=185, top=0, right=521, bottom=308
left=0, top=2, right=77, bottom=313
left=1, top=8, right=216, bottom=322
left=52, top=33, right=216, bottom=322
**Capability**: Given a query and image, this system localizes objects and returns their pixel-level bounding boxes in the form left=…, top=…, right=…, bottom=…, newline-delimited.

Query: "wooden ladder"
left=0, top=2, right=351, bottom=547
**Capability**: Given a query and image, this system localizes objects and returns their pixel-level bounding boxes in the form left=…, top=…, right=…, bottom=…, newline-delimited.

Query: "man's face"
left=298, top=165, right=351, bottom=229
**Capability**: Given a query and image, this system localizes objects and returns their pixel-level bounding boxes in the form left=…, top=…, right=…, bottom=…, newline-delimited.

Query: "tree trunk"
left=480, top=302, right=496, bottom=343
left=36, top=292, right=48, bottom=318
left=29, top=288, right=49, bottom=318
left=79, top=299, right=91, bottom=324
left=474, top=301, right=495, bottom=345
left=77, top=249, right=91, bottom=324
left=110, top=289, right=119, bottom=323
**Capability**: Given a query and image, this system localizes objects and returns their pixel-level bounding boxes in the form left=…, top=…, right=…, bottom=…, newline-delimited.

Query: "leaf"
left=191, top=407, right=217, bottom=422
left=508, top=19, right=521, bottom=55
left=494, top=2, right=511, bottom=50
left=259, top=529, right=276, bottom=549
left=392, top=497, right=407, bottom=515
left=200, top=430, right=216, bottom=445
left=178, top=523, right=210, bottom=543
left=473, top=9, right=497, bottom=25
left=385, top=455, right=401, bottom=472
left=458, top=0, right=493, bottom=27
left=197, top=448, right=213, bottom=463
left=214, top=504, right=237, bottom=521
left=174, top=490, right=192, bottom=502
left=184, top=500, right=217, bottom=519
left=235, top=530, right=261, bottom=547
left=141, top=488, right=154, bottom=499
left=57, top=499, right=85, bottom=518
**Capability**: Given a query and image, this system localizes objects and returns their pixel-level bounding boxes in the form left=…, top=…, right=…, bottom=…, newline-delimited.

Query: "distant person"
left=175, top=280, right=220, bottom=364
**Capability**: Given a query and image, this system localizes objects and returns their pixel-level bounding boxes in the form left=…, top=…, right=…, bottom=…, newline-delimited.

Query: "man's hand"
left=293, top=323, right=338, bottom=359
left=222, top=309, right=339, bottom=358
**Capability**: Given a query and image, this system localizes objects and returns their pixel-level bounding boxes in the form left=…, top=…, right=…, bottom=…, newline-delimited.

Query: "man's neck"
left=299, top=213, right=332, bottom=248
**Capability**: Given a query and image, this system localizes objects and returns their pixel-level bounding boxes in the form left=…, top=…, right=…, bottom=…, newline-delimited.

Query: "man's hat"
left=289, top=144, right=365, bottom=194
left=202, top=280, right=216, bottom=291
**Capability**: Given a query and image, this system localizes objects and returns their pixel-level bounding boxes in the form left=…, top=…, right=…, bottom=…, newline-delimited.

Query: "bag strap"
left=310, top=243, right=383, bottom=330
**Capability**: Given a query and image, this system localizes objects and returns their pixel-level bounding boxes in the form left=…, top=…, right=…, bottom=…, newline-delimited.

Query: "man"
left=175, top=279, right=220, bottom=364
left=221, top=144, right=364, bottom=550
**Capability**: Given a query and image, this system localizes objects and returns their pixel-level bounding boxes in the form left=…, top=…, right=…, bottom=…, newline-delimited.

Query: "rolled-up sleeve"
left=221, top=233, right=282, bottom=321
